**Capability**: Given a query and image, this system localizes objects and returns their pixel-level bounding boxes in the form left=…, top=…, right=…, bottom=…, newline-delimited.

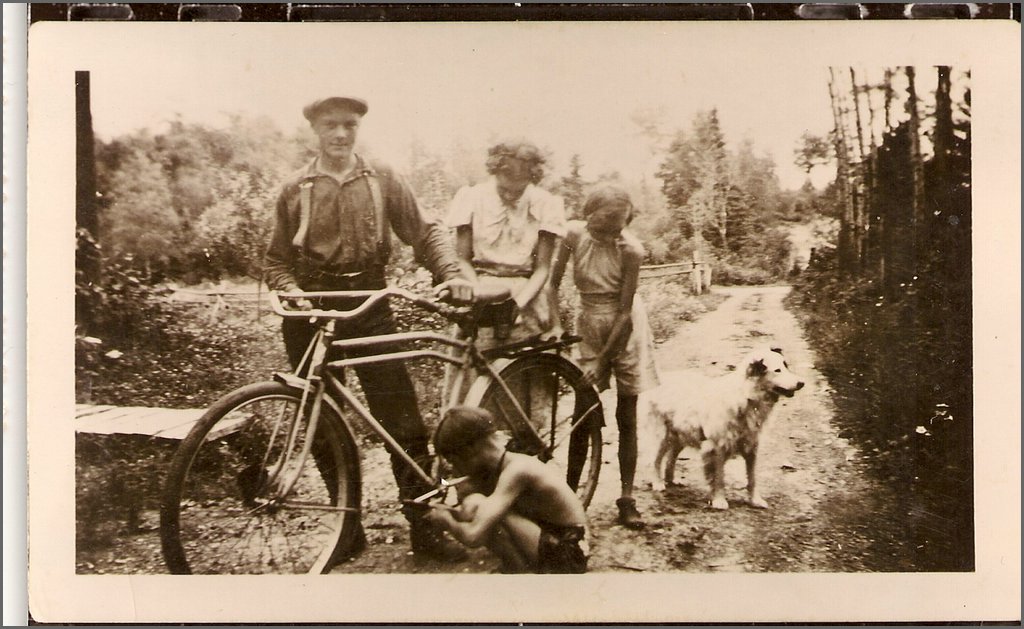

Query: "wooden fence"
left=170, top=254, right=714, bottom=314
left=639, top=253, right=713, bottom=294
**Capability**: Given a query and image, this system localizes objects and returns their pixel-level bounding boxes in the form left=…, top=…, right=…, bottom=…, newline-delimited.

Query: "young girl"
left=550, top=185, right=660, bottom=529
left=446, top=141, right=566, bottom=347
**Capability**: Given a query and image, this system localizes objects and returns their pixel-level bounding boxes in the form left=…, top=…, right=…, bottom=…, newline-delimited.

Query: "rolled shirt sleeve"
left=381, top=169, right=465, bottom=284
left=446, top=185, right=475, bottom=229
left=263, top=186, right=301, bottom=292
left=534, top=188, right=567, bottom=239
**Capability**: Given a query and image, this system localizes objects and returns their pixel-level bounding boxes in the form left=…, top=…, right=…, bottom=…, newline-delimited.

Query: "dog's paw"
left=651, top=479, right=667, bottom=492
left=748, top=494, right=769, bottom=509
left=709, top=496, right=730, bottom=510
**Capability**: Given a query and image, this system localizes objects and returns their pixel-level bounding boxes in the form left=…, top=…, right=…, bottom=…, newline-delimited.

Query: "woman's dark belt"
left=475, top=263, right=533, bottom=279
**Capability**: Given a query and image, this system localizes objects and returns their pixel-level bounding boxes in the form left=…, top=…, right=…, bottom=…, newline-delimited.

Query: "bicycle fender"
left=463, top=357, right=514, bottom=407
left=463, top=353, right=595, bottom=407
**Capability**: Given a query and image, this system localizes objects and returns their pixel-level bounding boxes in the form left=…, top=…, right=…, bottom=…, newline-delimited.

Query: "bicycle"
left=159, top=284, right=604, bottom=574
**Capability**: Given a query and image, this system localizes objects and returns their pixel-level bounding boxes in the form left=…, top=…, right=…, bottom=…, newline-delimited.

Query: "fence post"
left=702, top=262, right=713, bottom=291
left=691, top=252, right=702, bottom=295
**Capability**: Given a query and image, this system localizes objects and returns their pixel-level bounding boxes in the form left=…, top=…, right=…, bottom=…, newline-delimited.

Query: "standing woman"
left=446, top=141, right=566, bottom=347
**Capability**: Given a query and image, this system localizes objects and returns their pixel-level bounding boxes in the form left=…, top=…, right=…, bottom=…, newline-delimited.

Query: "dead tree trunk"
left=76, top=70, right=101, bottom=332
left=883, top=68, right=895, bottom=131
left=905, top=66, right=926, bottom=277
left=76, top=71, right=98, bottom=269
left=850, top=68, right=871, bottom=270
left=864, top=74, right=883, bottom=276
left=828, top=67, right=856, bottom=274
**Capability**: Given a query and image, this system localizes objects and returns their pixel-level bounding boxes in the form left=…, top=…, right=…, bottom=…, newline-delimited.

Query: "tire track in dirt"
left=332, top=284, right=913, bottom=573
left=585, top=285, right=913, bottom=573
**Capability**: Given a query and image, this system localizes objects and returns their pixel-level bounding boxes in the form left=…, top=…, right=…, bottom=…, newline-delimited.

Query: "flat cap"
left=302, top=96, right=369, bottom=121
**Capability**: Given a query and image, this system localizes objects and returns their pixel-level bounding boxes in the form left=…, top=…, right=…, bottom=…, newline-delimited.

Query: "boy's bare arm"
left=425, top=462, right=530, bottom=547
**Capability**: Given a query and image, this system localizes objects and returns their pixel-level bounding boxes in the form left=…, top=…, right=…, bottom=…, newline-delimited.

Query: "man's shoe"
left=616, top=497, right=646, bottom=530
left=409, top=521, right=468, bottom=563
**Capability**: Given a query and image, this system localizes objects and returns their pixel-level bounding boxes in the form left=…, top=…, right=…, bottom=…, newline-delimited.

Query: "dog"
left=643, top=346, right=804, bottom=509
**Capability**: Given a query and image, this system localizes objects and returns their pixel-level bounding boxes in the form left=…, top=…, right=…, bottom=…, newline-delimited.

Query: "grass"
left=75, top=274, right=728, bottom=562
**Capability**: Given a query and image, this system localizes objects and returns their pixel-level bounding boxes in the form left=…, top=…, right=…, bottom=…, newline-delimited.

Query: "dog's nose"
left=796, top=381, right=805, bottom=390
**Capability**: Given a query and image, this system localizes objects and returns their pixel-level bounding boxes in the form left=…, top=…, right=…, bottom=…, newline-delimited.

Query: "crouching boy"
left=422, top=406, right=589, bottom=574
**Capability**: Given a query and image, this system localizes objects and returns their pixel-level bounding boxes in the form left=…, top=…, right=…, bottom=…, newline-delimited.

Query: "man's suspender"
left=291, top=173, right=386, bottom=256
left=366, top=173, right=386, bottom=253
left=291, top=181, right=314, bottom=249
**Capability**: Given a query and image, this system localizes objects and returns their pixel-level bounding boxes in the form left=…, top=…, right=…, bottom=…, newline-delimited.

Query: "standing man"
left=264, top=96, right=473, bottom=562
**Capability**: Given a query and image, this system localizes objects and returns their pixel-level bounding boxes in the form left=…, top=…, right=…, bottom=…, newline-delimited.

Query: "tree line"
left=789, top=66, right=973, bottom=570
left=83, top=108, right=814, bottom=284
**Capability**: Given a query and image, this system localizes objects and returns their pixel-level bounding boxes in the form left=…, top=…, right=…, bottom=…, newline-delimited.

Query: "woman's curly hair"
left=485, top=141, right=546, bottom=184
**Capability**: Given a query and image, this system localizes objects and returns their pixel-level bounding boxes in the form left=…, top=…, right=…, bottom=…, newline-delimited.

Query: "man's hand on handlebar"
left=286, top=296, right=314, bottom=311
left=434, top=278, right=475, bottom=304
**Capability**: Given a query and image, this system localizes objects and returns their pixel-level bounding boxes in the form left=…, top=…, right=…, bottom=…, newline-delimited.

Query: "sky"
left=85, top=22, right=843, bottom=190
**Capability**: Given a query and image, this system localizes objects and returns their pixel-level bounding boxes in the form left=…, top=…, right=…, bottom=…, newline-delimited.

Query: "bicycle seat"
left=473, top=283, right=512, bottom=305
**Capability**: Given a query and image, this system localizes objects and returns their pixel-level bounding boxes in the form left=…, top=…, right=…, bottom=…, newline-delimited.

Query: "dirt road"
left=337, top=284, right=915, bottom=574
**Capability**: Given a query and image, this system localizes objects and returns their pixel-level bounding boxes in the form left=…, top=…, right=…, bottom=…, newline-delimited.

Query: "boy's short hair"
left=582, top=185, right=634, bottom=221
left=434, top=406, right=497, bottom=459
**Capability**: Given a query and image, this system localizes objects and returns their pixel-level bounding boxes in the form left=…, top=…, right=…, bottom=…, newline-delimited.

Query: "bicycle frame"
left=266, top=288, right=599, bottom=506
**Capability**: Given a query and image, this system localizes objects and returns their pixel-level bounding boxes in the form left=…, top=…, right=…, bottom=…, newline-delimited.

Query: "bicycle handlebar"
left=270, top=286, right=467, bottom=321
left=270, top=283, right=515, bottom=324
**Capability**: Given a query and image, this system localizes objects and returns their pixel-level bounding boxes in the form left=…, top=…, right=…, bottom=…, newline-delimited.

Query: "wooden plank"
left=74, top=404, right=117, bottom=418
left=119, top=408, right=205, bottom=438
left=75, top=403, right=250, bottom=441
left=640, top=265, right=694, bottom=279
left=79, top=406, right=151, bottom=424
left=205, top=415, right=254, bottom=442
left=76, top=405, right=200, bottom=437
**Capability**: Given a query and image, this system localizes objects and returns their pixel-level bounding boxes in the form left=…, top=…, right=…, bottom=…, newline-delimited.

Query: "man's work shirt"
left=446, top=178, right=567, bottom=277
left=265, top=155, right=463, bottom=291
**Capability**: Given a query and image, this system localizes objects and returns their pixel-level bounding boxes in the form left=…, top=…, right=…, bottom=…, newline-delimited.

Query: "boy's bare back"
left=498, top=451, right=587, bottom=528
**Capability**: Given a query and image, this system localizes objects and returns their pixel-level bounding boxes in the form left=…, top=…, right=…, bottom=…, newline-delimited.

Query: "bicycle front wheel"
left=465, top=353, right=603, bottom=509
left=160, top=381, right=361, bottom=574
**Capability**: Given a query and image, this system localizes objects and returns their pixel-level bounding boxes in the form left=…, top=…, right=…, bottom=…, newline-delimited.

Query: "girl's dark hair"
left=581, top=185, right=634, bottom=222
left=485, top=141, right=546, bottom=184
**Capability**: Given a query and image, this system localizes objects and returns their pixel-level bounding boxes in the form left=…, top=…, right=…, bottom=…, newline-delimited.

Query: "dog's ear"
left=746, top=358, right=766, bottom=377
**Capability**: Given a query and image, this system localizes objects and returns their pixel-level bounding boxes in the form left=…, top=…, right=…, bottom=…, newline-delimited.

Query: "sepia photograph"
left=26, top=16, right=1019, bottom=623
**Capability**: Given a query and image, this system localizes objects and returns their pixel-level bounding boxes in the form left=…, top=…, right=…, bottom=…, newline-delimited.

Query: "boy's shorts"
left=536, top=523, right=588, bottom=574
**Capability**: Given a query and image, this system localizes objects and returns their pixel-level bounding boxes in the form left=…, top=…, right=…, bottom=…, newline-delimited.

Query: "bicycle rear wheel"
left=160, top=381, right=361, bottom=574
left=464, top=353, right=603, bottom=508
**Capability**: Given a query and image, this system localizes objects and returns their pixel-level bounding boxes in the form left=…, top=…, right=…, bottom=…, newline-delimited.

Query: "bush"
left=712, top=260, right=776, bottom=286
left=639, top=276, right=727, bottom=344
left=786, top=246, right=974, bottom=570
left=76, top=229, right=175, bottom=351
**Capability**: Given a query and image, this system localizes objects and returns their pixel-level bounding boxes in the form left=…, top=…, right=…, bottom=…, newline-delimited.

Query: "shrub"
left=76, top=228, right=175, bottom=350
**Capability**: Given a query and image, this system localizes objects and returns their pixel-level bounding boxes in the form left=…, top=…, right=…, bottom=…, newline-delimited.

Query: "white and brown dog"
left=644, top=346, right=804, bottom=509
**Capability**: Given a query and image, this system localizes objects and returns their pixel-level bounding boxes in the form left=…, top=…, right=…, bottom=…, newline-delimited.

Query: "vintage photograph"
left=27, top=18, right=1019, bottom=623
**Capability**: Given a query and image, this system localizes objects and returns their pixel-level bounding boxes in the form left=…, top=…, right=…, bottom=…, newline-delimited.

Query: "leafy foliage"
left=653, top=109, right=797, bottom=280
left=95, top=116, right=302, bottom=280
left=788, top=67, right=973, bottom=571
left=75, top=229, right=175, bottom=350
left=793, top=132, right=832, bottom=175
